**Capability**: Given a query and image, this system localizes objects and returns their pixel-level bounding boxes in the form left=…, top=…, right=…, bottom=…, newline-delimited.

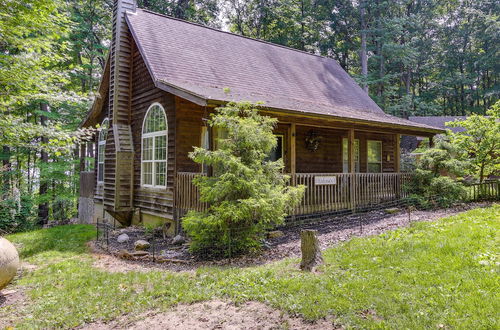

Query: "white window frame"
left=97, top=118, right=109, bottom=183
left=367, top=140, right=383, bottom=173
left=342, top=138, right=360, bottom=173
left=141, top=103, right=168, bottom=188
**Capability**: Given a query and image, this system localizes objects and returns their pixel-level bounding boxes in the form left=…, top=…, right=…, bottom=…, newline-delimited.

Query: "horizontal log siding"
left=175, top=97, right=205, bottom=172
left=130, top=39, right=175, bottom=217
left=296, top=126, right=345, bottom=173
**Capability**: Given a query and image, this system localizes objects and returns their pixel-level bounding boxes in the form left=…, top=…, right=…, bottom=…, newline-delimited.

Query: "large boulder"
left=0, top=237, right=19, bottom=290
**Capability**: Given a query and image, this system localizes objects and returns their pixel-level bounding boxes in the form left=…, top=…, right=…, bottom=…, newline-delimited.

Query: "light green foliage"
left=449, top=102, right=500, bottom=183
left=182, top=102, right=305, bottom=257
left=3, top=206, right=499, bottom=328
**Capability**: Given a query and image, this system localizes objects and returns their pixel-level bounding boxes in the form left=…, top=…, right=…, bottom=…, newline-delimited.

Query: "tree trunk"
left=359, top=1, right=368, bottom=93
left=37, top=102, right=49, bottom=226
left=300, top=230, right=323, bottom=271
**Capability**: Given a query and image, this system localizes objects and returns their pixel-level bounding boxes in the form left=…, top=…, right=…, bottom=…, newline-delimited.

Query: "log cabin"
left=78, top=0, right=444, bottom=233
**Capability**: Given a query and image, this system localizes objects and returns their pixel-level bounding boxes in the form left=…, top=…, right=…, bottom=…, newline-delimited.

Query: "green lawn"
left=3, top=205, right=499, bottom=329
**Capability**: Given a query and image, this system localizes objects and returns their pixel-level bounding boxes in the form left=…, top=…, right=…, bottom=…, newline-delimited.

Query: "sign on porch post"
left=314, top=176, right=337, bottom=185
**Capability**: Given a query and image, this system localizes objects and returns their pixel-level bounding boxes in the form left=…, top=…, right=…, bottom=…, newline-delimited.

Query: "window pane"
left=144, top=105, right=167, bottom=133
left=368, top=163, right=382, bottom=173
left=98, top=144, right=105, bottom=162
left=98, top=163, right=104, bottom=182
left=142, top=162, right=152, bottom=185
left=268, top=135, right=283, bottom=162
left=155, top=135, right=167, bottom=160
left=142, top=137, right=153, bottom=161
left=155, top=161, right=166, bottom=186
left=367, top=141, right=382, bottom=162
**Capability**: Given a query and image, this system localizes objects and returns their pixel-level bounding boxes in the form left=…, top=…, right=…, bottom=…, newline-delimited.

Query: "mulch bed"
left=89, top=202, right=493, bottom=272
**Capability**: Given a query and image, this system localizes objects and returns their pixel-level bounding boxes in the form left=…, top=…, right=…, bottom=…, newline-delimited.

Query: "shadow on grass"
left=7, top=224, right=95, bottom=259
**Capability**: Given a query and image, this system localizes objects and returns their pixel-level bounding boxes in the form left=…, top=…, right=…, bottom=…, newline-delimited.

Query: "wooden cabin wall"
left=354, top=131, right=396, bottom=173
left=175, top=97, right=205, bottom=172
left=129, top=39, right=175, bottom=216
left=172, top=99, right=398, bottom=174
left=296, top=126, right=345, bottom=173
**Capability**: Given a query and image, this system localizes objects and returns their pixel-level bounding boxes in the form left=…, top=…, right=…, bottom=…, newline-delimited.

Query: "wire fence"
left=95, top=180, right=498, bottom=262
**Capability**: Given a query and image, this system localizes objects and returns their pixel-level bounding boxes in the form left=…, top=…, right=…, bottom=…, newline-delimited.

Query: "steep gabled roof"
left=116, top=8, right=440, bottom=134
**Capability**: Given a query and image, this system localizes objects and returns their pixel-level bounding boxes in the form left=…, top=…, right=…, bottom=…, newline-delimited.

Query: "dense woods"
left=0, top=0, right=498, bottom=231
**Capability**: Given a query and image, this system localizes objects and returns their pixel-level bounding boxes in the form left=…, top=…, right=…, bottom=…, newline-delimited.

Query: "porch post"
left=348, top=128, right=356, bottom=211
left=348, top=128, right=355, bottom=173
left=290, top=123, right=296, bottom=185
left=395, top=134, right=401, bottom=199
left=395, top=134, right=401, bottom=173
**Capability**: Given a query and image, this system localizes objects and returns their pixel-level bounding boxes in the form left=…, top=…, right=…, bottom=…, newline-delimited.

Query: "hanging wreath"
left=305, top=130, right=322, bottom=152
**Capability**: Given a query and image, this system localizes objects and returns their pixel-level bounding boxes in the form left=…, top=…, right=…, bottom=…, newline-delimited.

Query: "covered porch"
left=176, top=171, right=413, bottom=217
left=174, top=119, right=425, bottom=218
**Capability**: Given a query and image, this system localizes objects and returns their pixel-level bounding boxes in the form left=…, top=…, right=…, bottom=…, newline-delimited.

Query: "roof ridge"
left=135, top=8, right=333, bottom=61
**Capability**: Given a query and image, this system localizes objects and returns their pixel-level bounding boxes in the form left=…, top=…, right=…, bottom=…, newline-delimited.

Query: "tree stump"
left=300, top=230, right=323, bottom=271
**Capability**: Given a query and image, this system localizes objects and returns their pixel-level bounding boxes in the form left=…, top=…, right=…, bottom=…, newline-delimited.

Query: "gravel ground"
left=91, top=202, right=493, bottom=273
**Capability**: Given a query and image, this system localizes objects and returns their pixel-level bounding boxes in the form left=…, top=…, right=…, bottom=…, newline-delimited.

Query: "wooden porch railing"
left=291, top=173, right=413, bottom=215
left=175, top=172, right=209, bottom=213
left=175, top=172, right=414, bottom=216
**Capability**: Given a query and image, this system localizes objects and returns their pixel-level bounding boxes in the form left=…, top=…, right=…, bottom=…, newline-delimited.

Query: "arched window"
left=97, top=118, right=109, bottom=183
left=142, top=103, right=167, bottom=187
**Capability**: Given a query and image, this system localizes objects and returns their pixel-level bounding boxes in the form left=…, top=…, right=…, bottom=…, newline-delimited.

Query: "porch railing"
left=175, top=172, right=413, bottom=216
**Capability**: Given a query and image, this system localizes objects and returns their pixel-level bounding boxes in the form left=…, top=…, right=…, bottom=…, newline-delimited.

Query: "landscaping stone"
left=172, top=235, right=186, bottom=245
left=160, top=249, right=184, bottom=259
left=267, top=230, right=284, bottom=239
left=384, top=208, right=399, bottom=214
left=0, top=237, right=19, bottom=290
left=134, top=239, right=150, bottom=251
left=117, top=233, right=129, bottom=243
left=130, top=251, right=149, bottom=257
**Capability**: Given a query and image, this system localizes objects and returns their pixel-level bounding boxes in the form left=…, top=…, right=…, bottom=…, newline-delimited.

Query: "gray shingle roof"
left=408, top=116, right=467, bottom=133
left=125, top=9, right=442, bottom=133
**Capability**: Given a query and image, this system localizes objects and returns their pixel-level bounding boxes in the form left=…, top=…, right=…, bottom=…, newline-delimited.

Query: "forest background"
left=0, top=0, right=498, bottom=231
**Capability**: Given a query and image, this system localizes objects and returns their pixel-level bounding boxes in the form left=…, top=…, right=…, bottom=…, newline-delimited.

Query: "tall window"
left=268, top=134, right=284, bottom=162
left=367, top=140, right=382, bottom=173
left=342, top=138, right=359, bottom=172
left=97, top=118, right=108, bottom=183
left=142, top=103, right=167, bottom=187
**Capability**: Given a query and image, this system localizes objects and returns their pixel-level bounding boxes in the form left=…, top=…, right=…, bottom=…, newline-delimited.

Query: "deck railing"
left=175, top=172, right=209, bottom=213
left=175, top=172, right=414, bottom=216
left=465, top=180, right=499, bottom=201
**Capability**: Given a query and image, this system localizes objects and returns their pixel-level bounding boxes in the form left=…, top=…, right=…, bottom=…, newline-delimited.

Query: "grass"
left=2, top=205, right=499, bottom=329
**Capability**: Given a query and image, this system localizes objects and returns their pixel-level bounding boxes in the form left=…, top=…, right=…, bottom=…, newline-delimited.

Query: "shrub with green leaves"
left=182, top=102, right=305, bottom=258
left=405, top=139, right=467, bottom=208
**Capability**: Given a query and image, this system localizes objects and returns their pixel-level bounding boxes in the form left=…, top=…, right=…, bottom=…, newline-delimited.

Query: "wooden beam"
left=395, top=134, right=401, bottom=173
left=290, top=123, right=296, bottom=184
left=348, top=128, right=356, bottom=212
left=348, top=128, right=355, bottom=173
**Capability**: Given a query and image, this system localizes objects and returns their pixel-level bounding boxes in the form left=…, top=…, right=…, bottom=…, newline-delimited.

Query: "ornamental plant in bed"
left=182, top=102, right=305, bottom=258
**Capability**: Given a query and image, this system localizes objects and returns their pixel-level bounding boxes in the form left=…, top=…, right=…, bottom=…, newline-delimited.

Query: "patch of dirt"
left=81, top=300, right=336, bottom=330
left=0, top=288, right=29, bottom=329
left=89, top=202, right=493, bottom=273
